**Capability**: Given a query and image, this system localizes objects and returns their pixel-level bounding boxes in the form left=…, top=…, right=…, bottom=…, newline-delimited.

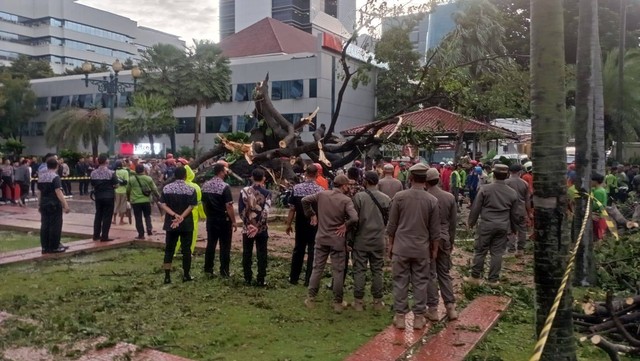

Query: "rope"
left=529, top=195, right=591, bottom=361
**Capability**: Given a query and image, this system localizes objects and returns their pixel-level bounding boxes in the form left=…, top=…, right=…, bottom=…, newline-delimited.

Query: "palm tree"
left=531, top=0, right=577, bottom=360
left=176, top=40, right=231, bottom=157
left=116, top=93, right=176, bottom=156
left=45, top=107, right=108, bottom=157
left=591, top=0, right=605, bottom=175
left=602, top=48, right=640, bottom=153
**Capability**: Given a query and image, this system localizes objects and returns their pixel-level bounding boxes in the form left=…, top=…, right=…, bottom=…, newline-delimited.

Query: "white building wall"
left=23, top=49, right=376, bottom=157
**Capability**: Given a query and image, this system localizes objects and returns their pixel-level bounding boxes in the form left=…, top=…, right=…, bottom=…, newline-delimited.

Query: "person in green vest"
left=604, top=167, right=618, bottom=199
left=591, top=173, right=608, bottom=240
left=127, top=164, right=160, bottom=239
left=397, top=162, right=408, bottom=189
left=113, top=160, right=130, bottom=225
left=175, top=159, right=205, bottom=255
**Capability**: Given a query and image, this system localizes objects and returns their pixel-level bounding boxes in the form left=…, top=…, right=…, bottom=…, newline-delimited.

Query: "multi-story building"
left=381, top=1, right=458, bottom=62
left=0, top=0, right=184, bottom=73
left=220, top=0, right=356, bottom=39
left=22, top=17, right=379, bottom=157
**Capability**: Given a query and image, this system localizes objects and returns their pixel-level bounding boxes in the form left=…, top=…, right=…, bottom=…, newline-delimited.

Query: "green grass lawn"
left=0, top=231, right=77, bottom=253
left=0, top=247, right=393, bottom=361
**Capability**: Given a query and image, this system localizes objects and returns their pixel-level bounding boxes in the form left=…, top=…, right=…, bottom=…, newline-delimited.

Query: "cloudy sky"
left=77, top=0, right=433, bottom=44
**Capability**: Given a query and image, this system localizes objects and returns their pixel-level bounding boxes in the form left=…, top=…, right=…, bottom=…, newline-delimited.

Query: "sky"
left=76, top=0, right=435, bottom=45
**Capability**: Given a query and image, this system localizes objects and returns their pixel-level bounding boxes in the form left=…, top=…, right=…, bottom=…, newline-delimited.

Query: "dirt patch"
left=3, top=347, right=53, bottom=361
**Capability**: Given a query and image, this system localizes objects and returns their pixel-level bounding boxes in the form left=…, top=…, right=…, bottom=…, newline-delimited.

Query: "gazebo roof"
left=341, top=106, right=517, bottom=139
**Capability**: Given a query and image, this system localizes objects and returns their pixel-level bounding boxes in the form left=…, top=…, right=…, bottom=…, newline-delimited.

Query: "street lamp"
left=81, top=59, right=141, bottom=155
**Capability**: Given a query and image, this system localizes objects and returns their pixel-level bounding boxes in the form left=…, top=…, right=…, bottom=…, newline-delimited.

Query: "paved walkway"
left=0, top=206, right=512, bottom=361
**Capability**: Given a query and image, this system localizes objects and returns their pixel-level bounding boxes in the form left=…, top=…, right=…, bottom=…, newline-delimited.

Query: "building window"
left=325, top=0, right=338, bottom=17
left=35, top=97, right=49, bottom=112
left=50, top=96, right=70, bottom=111
left=95, top=93, right=109, bottom=108
left=71, top=94, right=94, bottom=109
left=28, top=122, right=46, bottom=136
left=235, top=83, right=256, bottom=102
left=236, top=115, right=257, bottom=133
left=205, top=116, right=232, bottom=133
left=309, top=78, right=317, bottom=98
left=117, top=92, right=132, bottom=108
left=272, top=80, right=303, bottom=100
left=176, top=117, right=196, bottom=134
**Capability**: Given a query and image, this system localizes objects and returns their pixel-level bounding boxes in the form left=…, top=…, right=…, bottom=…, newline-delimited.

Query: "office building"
left=220, top=0, right=356, bottom=39
left=0, top=0, right=184, bottom=73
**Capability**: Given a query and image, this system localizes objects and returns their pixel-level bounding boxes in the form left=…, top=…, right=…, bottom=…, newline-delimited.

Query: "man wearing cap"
left=466, top=163, right=519, bottom=285
left=351, top=171, right=391, bottom=311
left=202, top=162, right=238, bottom=278
left=425, top=168, right=458, bottom=321
left=387, top=163, right=440, bottom=329
left=285, top=164, right=324, bottom=286
left=378, top=164, right=403, bottom=199
left=302, top=174, right=358, bottom=313
left=504, top=164, right=530, bottom=254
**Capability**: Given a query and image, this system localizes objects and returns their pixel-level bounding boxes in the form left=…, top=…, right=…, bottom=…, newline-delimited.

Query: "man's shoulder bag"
left=364, top=189, right=389, bottom=225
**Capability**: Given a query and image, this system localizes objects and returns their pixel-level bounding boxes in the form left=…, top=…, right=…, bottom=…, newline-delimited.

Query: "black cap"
left=509, top=164, right=522, bottom=172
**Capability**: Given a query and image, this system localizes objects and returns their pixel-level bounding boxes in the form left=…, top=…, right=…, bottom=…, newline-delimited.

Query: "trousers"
left=93, top=198, right=114, bottom=240
left=426, top=240, right=455, bottom=307
left=471, top=223, right=508, bottom=282
left=352, top=248, right=384, bottom=300
left=242, top=232, right=268, bottom=283
left=289, top=224, right=316, bottom=285
left=392, top=254, right=429, bottom=315
left=204, top=218, right=232, bottom=276
left=40, top=204, right=62, bottom=251
left=131, top=202, right=152, bottom=237
left=308, top=244, right=346, bottom=303
left=164, top=230, right=193, bottom=275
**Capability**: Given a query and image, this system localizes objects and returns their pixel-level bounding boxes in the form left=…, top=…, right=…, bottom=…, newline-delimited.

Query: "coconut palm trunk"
left=193, top=102, right=202, bottom=158
left=531, top=0, right=577, bottom=360
left=573, top=0, right=595, bottom=286
left=591, top=1, right=606, bottom=175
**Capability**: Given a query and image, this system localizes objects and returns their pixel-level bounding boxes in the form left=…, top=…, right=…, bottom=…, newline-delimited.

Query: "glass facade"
left=71, top=94, right=95, bottom=109
left=176, top=117, right=196, bottom=134
left=309, top=78, right=317, bottom=98
left=64, top=39, right=133, bottom=59
left=235, top=83, right=256, bottom=102
left=50, top=96, right=70, bottom=111
left=271, top=80, right=303, bottom=100
left=205, top=116, right=233, bottom=133
left=0, top=50, right=19, bottom=61
left=35, top=97, right=49, bottom=112
left=26, top=122, right=46, bottom=136
left=236, top=115, right=257, bottom=133
left=219, top=0, right=235, bottom=39
left=64, top=20, right=132, bottom=43
left=272, top=0, right=311, bottom=33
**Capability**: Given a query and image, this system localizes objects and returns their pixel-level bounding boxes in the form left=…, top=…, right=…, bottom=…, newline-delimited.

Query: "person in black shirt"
left=202, top=162, right=238, bottom=277
left=75, top=157, right=90, bottom=196
left=90, top=155, right=119, bottom=242
left=284, top=164, right=324, bottom=286
left=38, top=157, right=70, bottom=253
left=158, top=167, right=197, bottom=284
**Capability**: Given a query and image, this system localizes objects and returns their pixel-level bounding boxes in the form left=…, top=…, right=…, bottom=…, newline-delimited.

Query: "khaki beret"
left=426, top=168, right=440, bottom=181
left=409, top=163, right=429, bottom=176
left=493, top=163, right=509, bottom=174
left=333, top=174, right=350, bottom=186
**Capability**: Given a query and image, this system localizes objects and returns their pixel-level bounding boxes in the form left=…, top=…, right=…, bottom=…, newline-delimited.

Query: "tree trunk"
left=169, top=131, right=176, bottom=155
left=193, top=102, right=202, bottom=158
left=574, top=0, right=595, bottom=287
left=91, top=137, right=98, bottom=159
left=592, top=0, right=606, bottom=175
left=148, top=133, right=155, bottom=156
left=615, top=0, right=627, bottom=162
left=531, top=0, right=577, bottom=360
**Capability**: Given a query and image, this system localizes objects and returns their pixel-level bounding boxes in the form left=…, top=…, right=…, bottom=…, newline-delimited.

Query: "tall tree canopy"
left=1, top=55, right=54, bottom=79
left=0, top=73, right=38, bottom=139
left=45, top=107, right=108, bottom=157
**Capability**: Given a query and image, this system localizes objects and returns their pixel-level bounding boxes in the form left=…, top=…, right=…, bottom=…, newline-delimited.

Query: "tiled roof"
left=218, top=18, right=317, bottom=58
left=341, top=107, right=517, bottom=139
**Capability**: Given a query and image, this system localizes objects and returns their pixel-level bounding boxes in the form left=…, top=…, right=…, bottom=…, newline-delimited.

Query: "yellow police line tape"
left=529, top=194, right=616, bottom=361
left=30, top=177, right=91, bottom=181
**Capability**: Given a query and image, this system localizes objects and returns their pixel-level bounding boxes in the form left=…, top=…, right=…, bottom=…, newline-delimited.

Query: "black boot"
left=164, top=270, right=171, bottom=284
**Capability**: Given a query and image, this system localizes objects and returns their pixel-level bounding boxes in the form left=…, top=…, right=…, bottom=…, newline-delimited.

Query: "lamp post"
left=81, top=59, right=141, bottom=155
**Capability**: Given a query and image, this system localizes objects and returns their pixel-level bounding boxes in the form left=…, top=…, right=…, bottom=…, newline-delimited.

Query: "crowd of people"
left=19, top=148, right=622, bottom=329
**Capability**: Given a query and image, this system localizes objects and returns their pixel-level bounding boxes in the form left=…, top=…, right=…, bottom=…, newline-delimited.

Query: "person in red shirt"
left=313, top=163, right=329, bottom=190
left=440, top=162, right=453, bottom=192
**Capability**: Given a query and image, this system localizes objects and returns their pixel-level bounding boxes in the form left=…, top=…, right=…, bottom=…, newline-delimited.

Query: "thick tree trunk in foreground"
left=574, top=0, right=595, bottom=287
left=591, top=1, right=606, bottom=175
left=531, top=0, right=577, bottom=360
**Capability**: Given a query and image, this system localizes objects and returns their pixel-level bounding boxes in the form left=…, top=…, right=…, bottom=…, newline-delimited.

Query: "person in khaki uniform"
left=504, top=164, right=531, bottom=254
left=425, top=168, right=458, bottom=321
left=378, top=164, right=403, bottom=199
left=387, top=163, right=441, bottom=330
left=352, top=171, right=391, bottom=312
left=466, top=163, right=519, bottom=285
left=302, top=175, right=358, bottom=313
